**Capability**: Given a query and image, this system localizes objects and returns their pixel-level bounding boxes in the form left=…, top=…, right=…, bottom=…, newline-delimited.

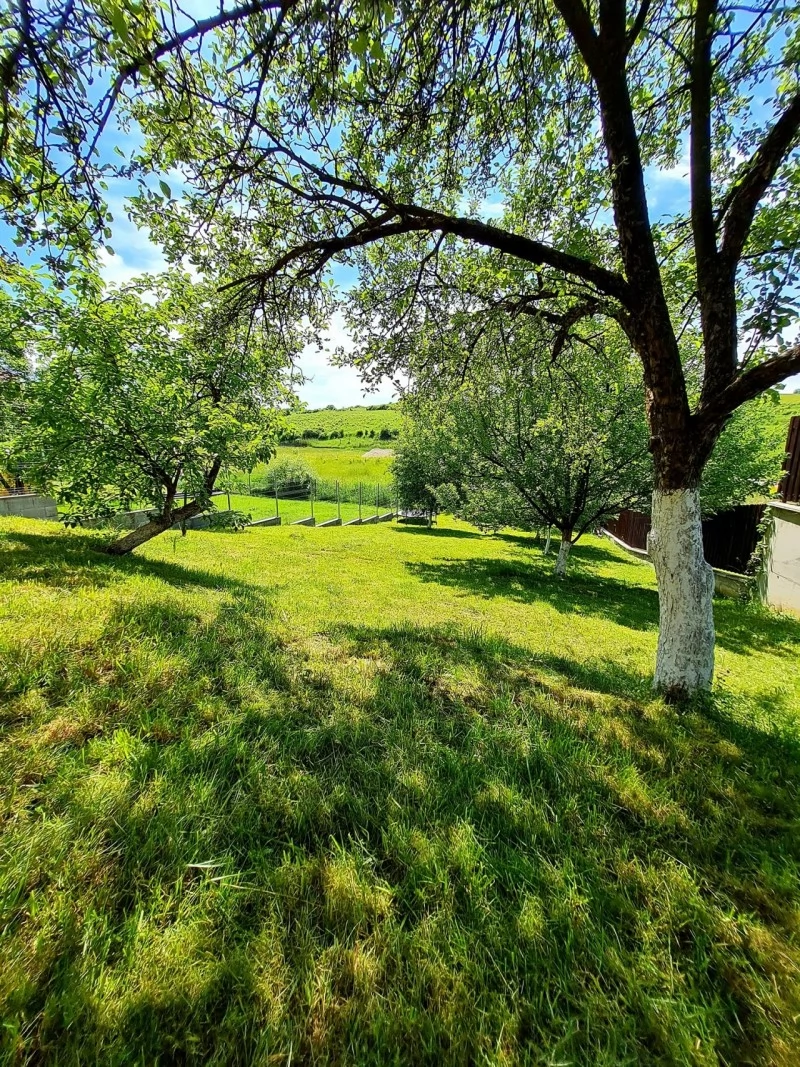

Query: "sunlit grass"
left=226, top=493, right=392, bottom=526
left=285, top=404, right=403, bottom=448
left=261, top=445, right=395, bottom=482
left=1, top=516, right=799, bottom=1064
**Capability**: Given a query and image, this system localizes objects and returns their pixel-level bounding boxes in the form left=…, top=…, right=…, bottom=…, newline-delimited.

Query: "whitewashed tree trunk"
left=543, top=527, right=552, bottom=555
left=647, top=487, right=715, bottom=699
left=555, top=537, right=571, bottom=577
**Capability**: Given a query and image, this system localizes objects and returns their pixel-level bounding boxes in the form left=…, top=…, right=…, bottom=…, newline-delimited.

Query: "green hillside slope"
left=284, top=403, right=403, bottom=447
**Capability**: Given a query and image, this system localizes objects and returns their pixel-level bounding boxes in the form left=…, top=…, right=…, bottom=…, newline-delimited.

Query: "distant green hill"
left=284, top=403, right=403, bottom=447
left=771, top=391, right=800, bottom=442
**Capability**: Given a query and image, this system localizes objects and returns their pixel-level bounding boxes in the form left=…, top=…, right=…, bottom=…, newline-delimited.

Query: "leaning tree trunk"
left=647, top=486, right=715, bottom=700
left=543, top=527, right=552, bottom=555
left=554, top=531, right=572, bottom=577
left=104, top=500, right=204, bottom=555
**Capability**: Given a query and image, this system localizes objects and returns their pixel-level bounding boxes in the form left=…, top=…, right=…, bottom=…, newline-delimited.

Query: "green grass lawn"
left=241, top=445, right=395, bottom=489
left=226, top=493, right=388, bottom=525
left=2, top=516, right=800, bottom=1064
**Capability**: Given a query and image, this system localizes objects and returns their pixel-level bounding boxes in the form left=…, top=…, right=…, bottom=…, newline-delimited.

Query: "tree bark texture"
left=647, top=487, right=715, bottom=700
left=555, top=536, right=571, bottom=577
left=104, top=500, right=204, bottom=555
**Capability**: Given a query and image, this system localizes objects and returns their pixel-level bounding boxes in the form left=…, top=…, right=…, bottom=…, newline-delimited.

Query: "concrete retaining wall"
left=249, top=515, right=281, bottom=527
left=603, top=528, right=751, bottom=599
left=764, top=503, right=800, bottom=614
left=85, top=508, right=232, bottom=531
left=0, top=493, right=58, bottom=520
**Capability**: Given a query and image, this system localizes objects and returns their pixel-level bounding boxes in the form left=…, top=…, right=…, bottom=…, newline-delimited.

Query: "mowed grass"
left=226, top=493, right=390, bottom=525
left=1, top=516, right=800, bottom=1065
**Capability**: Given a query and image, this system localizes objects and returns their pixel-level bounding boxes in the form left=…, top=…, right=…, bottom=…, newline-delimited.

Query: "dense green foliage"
left=0, top=275, right=35, bottom=488
left=1, top=515, right=799, bottom=1063
left=701, top=395, right=789, bottom=513
left=396, top=317, right=652, bottom=569
left=16, top=271, right=297, bottom=545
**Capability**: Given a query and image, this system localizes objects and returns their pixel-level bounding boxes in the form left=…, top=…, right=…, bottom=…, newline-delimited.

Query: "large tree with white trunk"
left=2, top=0, right=800, bottom=696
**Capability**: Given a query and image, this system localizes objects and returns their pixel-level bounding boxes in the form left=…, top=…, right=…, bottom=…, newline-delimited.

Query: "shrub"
left=379, top=427, right=393, bottom=441
left=263, top=458, right=313, bottom=491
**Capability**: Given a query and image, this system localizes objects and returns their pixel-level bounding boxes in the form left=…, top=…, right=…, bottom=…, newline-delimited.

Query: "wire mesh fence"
left=223, top=477, right=397, bottom=526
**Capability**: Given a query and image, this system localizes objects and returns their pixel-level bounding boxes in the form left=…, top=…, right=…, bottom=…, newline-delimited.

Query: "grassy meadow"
left=285, top=404, right=402, bottom=447
left=2, top=515, right=800, bottom=1064
left=239, top=445, right=395, bottom=491
left=773, top=391, right=800, bottom=437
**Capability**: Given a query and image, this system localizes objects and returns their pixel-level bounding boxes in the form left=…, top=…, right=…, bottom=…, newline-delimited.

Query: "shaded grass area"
left=1, top=518, right=800, bottom=1064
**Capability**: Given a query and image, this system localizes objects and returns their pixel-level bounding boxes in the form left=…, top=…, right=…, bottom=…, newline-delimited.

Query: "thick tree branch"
left=553, top=0, right=601, bottom=78
left=698, top=345, right=800, bottom=423
left=625, top=0, right=652, bottom=53
left=720, top=92, right=800, bottom=266
left=230, top=207, right=633, bottom=305
left=690, top=0, right=718, bottom=279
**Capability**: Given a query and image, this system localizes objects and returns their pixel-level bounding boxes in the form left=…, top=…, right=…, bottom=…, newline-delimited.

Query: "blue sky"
left=7, top=96, right=798, bottom=403
left=97, top=151, right=799, bottom=402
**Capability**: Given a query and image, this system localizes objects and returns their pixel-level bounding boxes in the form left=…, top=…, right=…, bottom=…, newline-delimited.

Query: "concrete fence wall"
left=0, top=493, right=58, bottom=520
left=605, top=501, right=800, bottom=616
left=762, top=503, right=800, bottom=614
left=85, top=509, right=232, bottom=532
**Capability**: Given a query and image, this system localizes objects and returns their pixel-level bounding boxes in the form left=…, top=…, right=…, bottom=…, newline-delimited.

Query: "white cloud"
left=97, top=245, right=165, bottom=287
left=296, top=311, right=397, bottom=408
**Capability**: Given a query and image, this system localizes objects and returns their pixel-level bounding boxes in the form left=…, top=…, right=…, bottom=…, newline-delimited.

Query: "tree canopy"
left=3, top=0, right=800, bottom=692
left=15, top=268, right=300, bottom=552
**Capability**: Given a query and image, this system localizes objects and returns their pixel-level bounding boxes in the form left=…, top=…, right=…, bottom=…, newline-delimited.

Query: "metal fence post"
left=336, top=480, right=340, bottom=521
left=311, top=479, right=315, bottom=521
left=376, top=482, right=380, bottom=517
left=359, top=482, right=362, bottom=522
left=227, top=489, right=231, bottom=513
left=275, top=480, right=279, bottom=519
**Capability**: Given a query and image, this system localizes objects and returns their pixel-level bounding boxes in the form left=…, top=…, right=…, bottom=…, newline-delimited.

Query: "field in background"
left=238, top=445, right=395, bottom=487
left=774, top=390, right=800, bottom=433
left=284, top=403, right=403, bottom=447
left=2, top=515, right=800, bottom=1063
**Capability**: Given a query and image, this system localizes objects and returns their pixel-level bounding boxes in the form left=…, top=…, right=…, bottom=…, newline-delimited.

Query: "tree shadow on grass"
left=391, top=524, right=483, bottom=539
left=2, top=594, right=800, bottom=1065
left=713, top=597, right=800, bottom=658
left=492, top=532, right=628, bottom=568
left=406, top=554, right=660, bottom=633
left=0, top=527, right=258, bottom=597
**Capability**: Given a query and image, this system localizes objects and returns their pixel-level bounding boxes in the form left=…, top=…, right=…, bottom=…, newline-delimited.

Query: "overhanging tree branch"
left=228, top=205, right=633, bottom=305
left=720, top=92, right=800, bottom=266
left=699, top=345, right=800, bottom=423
